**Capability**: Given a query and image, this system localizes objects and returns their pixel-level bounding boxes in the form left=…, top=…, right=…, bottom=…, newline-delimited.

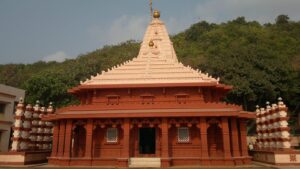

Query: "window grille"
left=106, top=128, right=118, bottom=143
left=178, top=127, right=189, bottom=143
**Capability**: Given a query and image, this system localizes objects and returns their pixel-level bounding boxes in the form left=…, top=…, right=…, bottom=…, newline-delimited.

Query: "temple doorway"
left=139, top=128, right=156, bottom=154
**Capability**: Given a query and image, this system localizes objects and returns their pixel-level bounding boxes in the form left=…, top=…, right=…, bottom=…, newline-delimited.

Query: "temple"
left=43, top=10, right=255, bottom=167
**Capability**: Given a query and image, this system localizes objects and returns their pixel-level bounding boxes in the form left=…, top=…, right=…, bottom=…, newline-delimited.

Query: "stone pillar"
left=199, top=118, right=209, bottom=163
left=37, top=107, right=48, bottom=150
left=11, top=98, right=24, bottom=151
left=221, top=117, right=231, bottom=159
left=230, top=118, right=240, bottom=157
left=265, top=102, right=273, bottom=149
left=119, top=118, right=130, bottom=168
left=122, top=119, right=130, bottom=157
left=85, top=119, right=93, bottom=158
left=63, top=120, right=73, bottom=158
left=260, top=108, right=269, bottom=149
left=25, top=104, right=35, bottom=150
left=20, top=104, right=33, bottom=151
left=51, top=121, right=60, bottom=157
left=270, top=103, right=278, bottom=149
left=239, top=119, right=248, bottom=156
left=255, top=105, right=263, bottom=149
left=161, top=118, right=170, bottom=168
left=34, top=104, right=43, bottom=150
left=276, top=97, right=291, bottom=149
left=30, top=100, right=40, bottom=150
left=57, top=120, right=66, bottom=157
left=44, top=102, right=54, bottom=150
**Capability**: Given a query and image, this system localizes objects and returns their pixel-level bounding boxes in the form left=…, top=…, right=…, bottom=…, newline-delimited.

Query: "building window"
left=178, top=127, right=189, bottom=143
left=106, top=95, right=120, bottom=105
left=106, top=128, right=118, bottom=143
left=175, top=94, right=189, bottom=104
left=0, top=103, right=6, bottom=114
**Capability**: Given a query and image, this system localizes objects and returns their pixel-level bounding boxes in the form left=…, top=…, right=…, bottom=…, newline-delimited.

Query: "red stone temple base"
left=0, top=151, right=51, bottom=165
left=48, top=156, right=252, bottom=167
left=250, top=149, right=300, bottom=165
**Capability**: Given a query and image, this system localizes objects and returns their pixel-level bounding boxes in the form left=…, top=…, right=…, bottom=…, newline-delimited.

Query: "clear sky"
left=1, top=0, right=300, bottom=64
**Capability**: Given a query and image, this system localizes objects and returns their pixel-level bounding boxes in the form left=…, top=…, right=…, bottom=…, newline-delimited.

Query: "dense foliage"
left=0, top=15, right=299, bottom=119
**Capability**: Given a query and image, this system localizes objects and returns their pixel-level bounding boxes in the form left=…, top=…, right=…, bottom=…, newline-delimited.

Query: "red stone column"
left=57, top=120, right=66, bottom=157
left=85, top=119, right=93, bottom=159
left=51, top=121, right=60, bottom=157
left=122, top=118, right=130, bottom=157
left=239, top=119, right=248, bottom=156
left=221, top=117, right=232, bottom=163
left=199, top=118, right=209, bottom=164
left=161, top=118, right=170, bottom=168
left=230, top=118, right=241, bottom=164
left=119, top=118, right=130, bottom=168
left=63, top=120, right=73, bottom=158
left=230, top=118, right=242, bottom=165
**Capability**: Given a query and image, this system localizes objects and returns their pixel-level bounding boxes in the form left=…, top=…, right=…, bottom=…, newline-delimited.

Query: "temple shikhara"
left=39, top=10, right=255, bottom=168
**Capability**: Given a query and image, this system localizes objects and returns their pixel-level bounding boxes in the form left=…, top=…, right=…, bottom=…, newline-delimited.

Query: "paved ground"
left=0, top=162, right=298, bottom=169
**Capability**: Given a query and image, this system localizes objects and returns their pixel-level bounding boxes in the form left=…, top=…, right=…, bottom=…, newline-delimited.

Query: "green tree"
left=276, top=14, right=290, bottom=25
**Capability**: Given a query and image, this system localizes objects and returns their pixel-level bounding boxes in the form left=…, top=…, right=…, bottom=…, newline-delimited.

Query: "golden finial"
left=149, top=40, right=154, bottom=47
left=153, top=10, right=160, bottom=18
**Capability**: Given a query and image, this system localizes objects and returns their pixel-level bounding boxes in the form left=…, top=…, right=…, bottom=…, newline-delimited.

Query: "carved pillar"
left=221, top=117, right=231, bottom=158
left=230, top=118, right=240, bottom=157
left=122, top=118, right=130, bottom=158
left=39, top=107, right=47, bottom=150
left=239, top=119, right=248, bottom=156
left=11, top=98, right=24, bottom=151
left=30, top=101, right=40, bottom=150
left=57, top=120, right=66, bottom=157
left=84, top=119, right=93, bottom=158
left=200, top=118, right=209, bottom=159
left=51, top=121, right=60, bottom=157
left=63, top=120, right=73, bottom=158
left=118, top=118, right=130, bottom=168
left=20, top=104, right=32, bottom=151
left=161, top=118, right=170, bottom=168
left=44, top=102, right=54, bottom=150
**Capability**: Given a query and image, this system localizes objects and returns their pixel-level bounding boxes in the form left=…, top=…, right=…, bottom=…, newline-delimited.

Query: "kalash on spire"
left=72, top=8, right=222, bottom=88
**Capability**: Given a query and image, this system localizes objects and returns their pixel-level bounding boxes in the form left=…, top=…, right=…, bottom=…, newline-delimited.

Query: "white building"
left=0, top=84, right=25, bottom=152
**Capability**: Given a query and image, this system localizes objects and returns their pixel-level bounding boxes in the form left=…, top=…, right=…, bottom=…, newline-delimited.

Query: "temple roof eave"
left=42, top=110, right=255, bottom=121
left=68, top=82, right=233, bottom=94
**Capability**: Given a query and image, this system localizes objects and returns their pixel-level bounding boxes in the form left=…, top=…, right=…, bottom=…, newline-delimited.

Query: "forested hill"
left=0, top=15, right=300, bottom=115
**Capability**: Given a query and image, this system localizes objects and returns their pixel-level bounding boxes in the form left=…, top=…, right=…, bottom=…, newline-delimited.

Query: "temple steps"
left=129, top=157, right=161, bottom=168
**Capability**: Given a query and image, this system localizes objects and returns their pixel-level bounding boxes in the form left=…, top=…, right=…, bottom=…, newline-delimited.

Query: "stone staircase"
left=129, top=157, right=161, bottom=168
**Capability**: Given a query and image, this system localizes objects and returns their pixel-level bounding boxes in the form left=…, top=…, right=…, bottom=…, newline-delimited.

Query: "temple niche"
left=39, top=10, right=256, bottom=168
